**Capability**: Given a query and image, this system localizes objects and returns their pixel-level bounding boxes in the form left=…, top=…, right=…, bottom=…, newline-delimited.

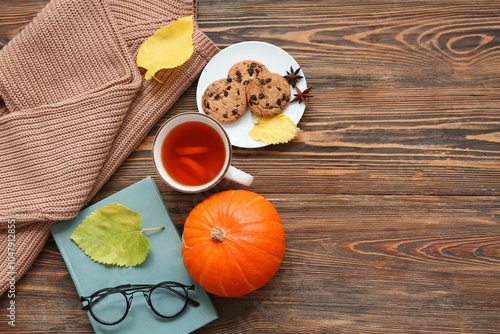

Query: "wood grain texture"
left=1, top=0, right=499, bottom=333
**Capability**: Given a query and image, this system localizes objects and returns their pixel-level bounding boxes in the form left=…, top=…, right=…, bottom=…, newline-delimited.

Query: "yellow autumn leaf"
left=136, top=15, right=194, bottom=81
left=249, top=114, right=301, bottom=145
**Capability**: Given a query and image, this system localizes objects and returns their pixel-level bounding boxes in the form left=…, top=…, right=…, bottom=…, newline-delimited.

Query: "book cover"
left=51, top=177, right=218, bottom=333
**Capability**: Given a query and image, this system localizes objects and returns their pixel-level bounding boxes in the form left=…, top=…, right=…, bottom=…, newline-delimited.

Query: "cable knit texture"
left=0, top=0, right=219, bottom=294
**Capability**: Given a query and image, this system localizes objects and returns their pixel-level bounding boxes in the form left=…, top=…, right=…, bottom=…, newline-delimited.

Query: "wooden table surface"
left=1, top=0, right=500, bottom=333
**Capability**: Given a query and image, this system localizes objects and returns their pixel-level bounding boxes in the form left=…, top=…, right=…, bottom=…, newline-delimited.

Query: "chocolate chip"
left=223, top=114, right=228, bottom=118
left=227, top=77, right=232, bottom=83
left=236, top=70, right=241, bottom=76
left=237, top=89, right=240, bottom=95
left=205, top=101, right=210, bottom=109
left=266, top=78, right=272, bottom=83
left=248, top=67, right=254, bottom=76
left=237, top=77, right=242, bottom=83
left=260, top=79, right=265, bottom=85
left=214, top=93, right=220, bottom=100
left=282, top=94, right=287, bottom=101
left=259, top=93, right=264, bottom=99
left=224, top=91, right=228, bottom=97
left=251, top=63, right=257, bottom=68
left=277, top=87, right=281, bottom=91
left=209, top=92, right=213, bottom=97
left=250, top=95, right=257, bottom=100
left=266, top=103, right=269, bottom=107
left=277, top=99, right=282, bottom=106
left=232, top=109, right=238, bottom=115
left=227, top=85, right=231, bottom=90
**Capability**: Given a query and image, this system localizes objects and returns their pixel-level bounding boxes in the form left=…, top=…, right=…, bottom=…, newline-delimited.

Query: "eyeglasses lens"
left=91, top=291, right=128, bottom=324
left=150, top=285, right=187, bottom=317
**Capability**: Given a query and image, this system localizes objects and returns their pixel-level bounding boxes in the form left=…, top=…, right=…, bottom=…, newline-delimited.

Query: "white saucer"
left=196, top=41, right=306, bottom=148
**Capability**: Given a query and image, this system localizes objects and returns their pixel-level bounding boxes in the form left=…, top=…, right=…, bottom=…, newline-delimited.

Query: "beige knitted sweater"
left=0, top=0, right=218, bottom=294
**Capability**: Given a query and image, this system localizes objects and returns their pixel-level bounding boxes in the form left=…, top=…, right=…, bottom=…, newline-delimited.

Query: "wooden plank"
left=0, top=195, right=498, bottom=333
left=0, top=0, right=499, bottom=333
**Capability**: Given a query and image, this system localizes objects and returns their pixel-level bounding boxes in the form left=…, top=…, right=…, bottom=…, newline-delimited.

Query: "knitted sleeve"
left=0, top=0, right=218, bottom=295
left=0, top=0, right=218, bottom=225
left=0, top=0, right=142, bottom=224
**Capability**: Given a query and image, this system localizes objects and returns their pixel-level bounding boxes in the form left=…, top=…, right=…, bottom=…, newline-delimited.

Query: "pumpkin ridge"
left=198, top=237, right=255, bottom=295
left=198, top=203, right=217, bottom=227
left=199, top=234, right=236, bottom=291
left=197, top=242, right=231, bottom=295
left=231, top=219, right=282, bottom=228
left=181, top=234, right=192, bottom=250
left=227, top=237, right=283, bottom=264
left=241, top=194, right=265, bottom=211
left=222, top=190, right=239, bottom=227
left=225, top=245, right=257, bottom=292
left=222, top=240, right=280, bottom=293
left=218, top=280, right=228, bottom=297
left=226, top=189, right=237, bottom=204
left=182, top=227, right=212, bottom=247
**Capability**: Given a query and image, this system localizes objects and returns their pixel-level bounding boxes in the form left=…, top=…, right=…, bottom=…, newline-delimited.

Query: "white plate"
left=196, top=41, right=306, bottom=148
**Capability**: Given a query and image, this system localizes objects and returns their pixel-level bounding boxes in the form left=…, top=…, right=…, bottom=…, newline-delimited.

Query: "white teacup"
left=152, top=112, right=253, bottom=193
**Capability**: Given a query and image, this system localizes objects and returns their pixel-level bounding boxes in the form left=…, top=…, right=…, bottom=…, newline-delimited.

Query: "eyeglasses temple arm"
left=79, top=291, right=114, bottom=310
left=186, top=285, right=200, bottom=307
left=187, top=296, right=200, bottom=307
left=162, top=285, right=200, bottom=307
left=80, top=297, right=90, bottom=311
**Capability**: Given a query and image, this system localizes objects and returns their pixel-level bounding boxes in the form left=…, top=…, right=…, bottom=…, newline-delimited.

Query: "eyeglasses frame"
left=80, top=281, right=200, bottom=325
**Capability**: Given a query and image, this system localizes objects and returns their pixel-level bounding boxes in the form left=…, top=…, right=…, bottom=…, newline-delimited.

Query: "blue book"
left=51, top=177, right=218, bottom=333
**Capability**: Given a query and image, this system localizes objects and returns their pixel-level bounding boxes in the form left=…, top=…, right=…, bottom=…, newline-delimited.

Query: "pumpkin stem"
left=210, top=227, right=226, bottom=242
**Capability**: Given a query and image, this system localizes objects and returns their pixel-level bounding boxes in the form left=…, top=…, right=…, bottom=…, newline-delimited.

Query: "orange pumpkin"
left=181, top=190, right=285, bottom=297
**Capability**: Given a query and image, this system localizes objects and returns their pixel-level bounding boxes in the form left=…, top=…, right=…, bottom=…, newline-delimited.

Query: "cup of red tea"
left=152, top=112, right=253, bottom=193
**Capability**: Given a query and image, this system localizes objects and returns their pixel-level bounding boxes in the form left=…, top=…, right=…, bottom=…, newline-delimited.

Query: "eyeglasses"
left=80, top=281, right=199, bottom=325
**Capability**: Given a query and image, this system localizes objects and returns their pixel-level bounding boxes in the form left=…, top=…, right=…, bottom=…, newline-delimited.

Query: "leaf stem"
left=152, top=76, right=165, bottom=85
left=251, top=112, right=258, bottom=125
left=142, top=226, right=165, bottom=232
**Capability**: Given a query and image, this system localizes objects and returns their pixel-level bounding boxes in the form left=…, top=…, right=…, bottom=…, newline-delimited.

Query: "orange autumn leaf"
left=136, top=15, right=194, bottom=81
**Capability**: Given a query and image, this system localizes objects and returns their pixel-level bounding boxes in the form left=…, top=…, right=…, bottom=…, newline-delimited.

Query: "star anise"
left=291, top=86, right=313, bottom=106
left=284, top=66, right=304, bottom=88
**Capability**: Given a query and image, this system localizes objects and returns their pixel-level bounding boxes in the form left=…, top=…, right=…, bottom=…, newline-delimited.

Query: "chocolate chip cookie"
left=246, top=73, right=291, bottom=117
left=202, top=78, right=247, bottom=123
left=228, top=60, right=270, bottom=90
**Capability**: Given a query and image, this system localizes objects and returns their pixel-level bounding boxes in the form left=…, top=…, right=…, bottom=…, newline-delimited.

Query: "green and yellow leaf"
left=70, top=203, right=163, bottom=267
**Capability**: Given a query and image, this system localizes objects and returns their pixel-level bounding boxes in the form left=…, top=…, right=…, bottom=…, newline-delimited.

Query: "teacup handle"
left=224, top=165, right=253, bottom=186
